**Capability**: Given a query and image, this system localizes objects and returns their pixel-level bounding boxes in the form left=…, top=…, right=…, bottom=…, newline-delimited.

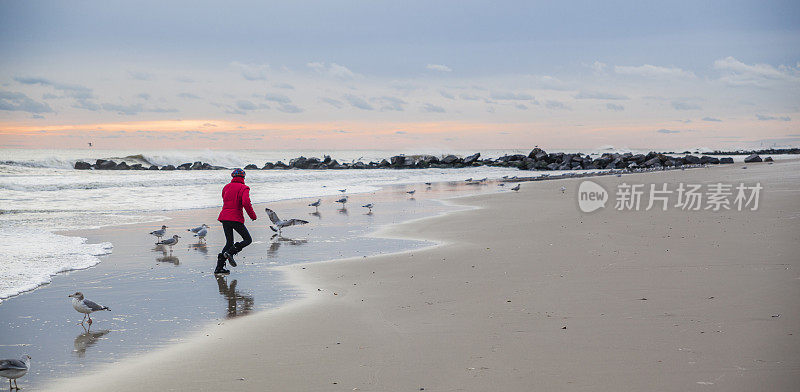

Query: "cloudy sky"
left=1, top=0, right=798, bottom=150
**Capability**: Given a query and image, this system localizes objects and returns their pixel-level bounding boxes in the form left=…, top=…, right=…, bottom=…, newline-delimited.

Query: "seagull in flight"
left=68, top=292, right=110, bottom=325
left=149, top=225, right=167, bottom=242
left=309, top=199, right=321, bottom=210
left=362, top=203, right=374, bottom=212
left=511, top=184, right=521, bottom=191
left=265, top=208, right=309, bottom=235
left=0, top=355, right=31, bottom=390
left=338, top=189, right=347, bottom=193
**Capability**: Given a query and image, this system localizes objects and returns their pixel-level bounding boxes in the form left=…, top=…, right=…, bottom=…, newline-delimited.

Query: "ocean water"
left=0, top=148, right=535, bottom=301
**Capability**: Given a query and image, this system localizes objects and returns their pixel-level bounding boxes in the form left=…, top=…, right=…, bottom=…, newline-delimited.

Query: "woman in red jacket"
left=216, top=168, right=257, bottom=274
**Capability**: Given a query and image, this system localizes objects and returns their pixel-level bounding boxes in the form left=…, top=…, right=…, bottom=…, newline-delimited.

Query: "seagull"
left=149, top=225, right=167, bottom=242
left=560, top=186, right=566, bottom=194
left=338, top=189, right=347, bottom=193
left=424, top=182, right=432, bottom=185
left=464, top=178, right=473, bottom=182
left=187, top=224, right=209, bottom=234
left=68, top=292, right=110, bottom=325
left=478, top=177, right=487, bottom=182
left=265, top=208, right=309, bottom=235
left=335, top=196, right=348, bottom=206
left=511, top=184, right=521, bottom=191
left=194, top=227, right=208, bottom=242
left=406, top=190, right=416, bottom=195
left=157, top=235, right=181, bottom=250
left=0, top=355, right=30, bottom=390
left=309, top=199, right=321, bottom=210
left=362, top=203, right=374, bottom=212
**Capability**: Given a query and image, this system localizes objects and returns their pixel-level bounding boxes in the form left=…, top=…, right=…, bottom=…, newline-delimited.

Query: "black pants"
left=219, top=220, right=252, bottom=258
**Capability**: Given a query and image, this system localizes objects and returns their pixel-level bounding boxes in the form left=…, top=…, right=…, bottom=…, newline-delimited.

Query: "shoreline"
left=48, top=159, right=800, bottom=391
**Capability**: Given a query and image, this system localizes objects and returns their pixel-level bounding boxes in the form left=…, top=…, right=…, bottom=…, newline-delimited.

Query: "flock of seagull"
left=0, top=177, right=532, bottom=389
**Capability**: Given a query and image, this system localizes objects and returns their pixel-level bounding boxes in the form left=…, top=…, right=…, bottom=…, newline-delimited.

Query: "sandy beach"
left=40, top=159, right=799, bottom=391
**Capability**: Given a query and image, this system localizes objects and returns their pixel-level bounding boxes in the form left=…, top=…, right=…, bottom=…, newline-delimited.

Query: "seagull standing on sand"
left=560, top=186, right=566, bottom=194
left=335, top=196, right=348, bottom=206
left=265, top=208, right=309, bottom=235
left=406, top=190, right=416, bottom=195
left=0, top=355, right=30, bottom=390
left=157, top=235, right=181, bottom=250
left=511, top=184, right=521, bottom=191
left=194, top=227, right=208, bottom=242
left=362, top=203, right=374, bottom=212
left=187, top=224, right=209, bottom=234
left=68, top=292, right=110, bottom=325
left=149, top=225, right=167, bottom=242
left=309, top=199, right=321, bottom=211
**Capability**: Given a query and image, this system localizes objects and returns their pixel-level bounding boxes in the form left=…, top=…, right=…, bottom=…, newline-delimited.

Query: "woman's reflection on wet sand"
left=214, top=275, right=254, bottom=319
left=73, top=327, right=110, bottom=358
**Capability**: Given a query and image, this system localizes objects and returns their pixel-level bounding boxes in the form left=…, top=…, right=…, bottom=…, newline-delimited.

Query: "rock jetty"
left=73, top=149, right=760, bottom=171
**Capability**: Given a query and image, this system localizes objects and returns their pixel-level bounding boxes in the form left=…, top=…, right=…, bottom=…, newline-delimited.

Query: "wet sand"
left=20, top=160, right=800, bottom=391
left=0, top=180, right=506, bottom=389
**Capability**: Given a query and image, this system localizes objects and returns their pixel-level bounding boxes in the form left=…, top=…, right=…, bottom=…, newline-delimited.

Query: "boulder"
left=129, top=163, right=144, bottom=170
left=74, top=161, right=92, bottom=170
left=289, top=156, right=308, bottom=168
left=643, top=157, right=661, bottom=167
left=323, top=155, right=332, bottom=164
left=719, top=157, right=734, bottom=164
left=441, top=154, right=460, bottom=164
left=190, top=161, right=204, bottom=170
left=177, top=163, right=192, bottom=170
left=379, top=159, right=391, bottom=167
left=262, top=162, right=275, bottom=170
left=94, top=159, right=117, bottom=170
left=113, top=162, right=129, bottom=170
left=683, top=155, right=701, bottom=164
left=390, top=155, right=406, bottom=166
left=700, top=155, right=720, bottom=164
left=244, top=164, right=259, bottom=170
left=764, top=156, right=774, bottom=162
left=148, top=165, right=160, bottom=170
left=274, top=161, right=288, bottom=169
left=528, top=148, right=546, bottom=159
left=353, top=162, right=367, bottom=169
left=161, top=164, right=176, bottom=170
left=546, top=162, right=560, bottom=171
left=463, top=153, right=481, bottom=165
left=744, top=154, right=762, bottom=163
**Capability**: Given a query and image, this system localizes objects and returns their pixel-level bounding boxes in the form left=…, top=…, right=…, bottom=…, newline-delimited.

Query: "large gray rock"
left=683, top=155, right=701, bottom=164
left=390, top=155, right=406, bottom=166
left=719, top=157, right=734, bottom=164
left=441, top=154, right=459, bottom=164
left=177, top=163, right=192, bottom=170
left=643, top=157, right=661, bottom=167
left=161, top=164, right=176, bottom=170
left=244, top=164, right=259, bottom=170
left=744, top=154, right=762, bottom=163
left=262, top=162, right=275, bottom=170
left=463, top=153, right=481, bottom=164
left=74, top=161, right=92, bottom=170
left=94, top=159, right=117, bottom=170
left=700, top=155, right=720, bottom=164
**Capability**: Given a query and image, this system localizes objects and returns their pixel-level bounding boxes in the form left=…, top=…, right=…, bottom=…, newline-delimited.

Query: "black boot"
left=214, top=259, right=230, bottom=274
left=223, top=245, right=240, bottom=267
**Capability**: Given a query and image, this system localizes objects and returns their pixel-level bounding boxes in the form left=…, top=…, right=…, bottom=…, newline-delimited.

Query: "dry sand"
left=52, top=160, right=800, bottom=391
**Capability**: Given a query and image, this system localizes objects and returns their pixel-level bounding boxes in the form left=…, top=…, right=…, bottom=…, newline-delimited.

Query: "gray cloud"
left=606, top=103, right=624, bottom=111
left=264, top=93, right=292, bottom=104
left=14, top=76, right=94, bottom=99
left=128, top=71, right=155, bottom=81
left=178, top=92, right=201, bottom=99
left=426, top=64, right=452, bottom=72
left=575, top=91, right=629, bottom=100
left=231, top=61, right=269, bottom=81
left=515, top=104, right=528, bottom=110
left=0, top=91, right=53, bottom=113
left=277, top=103, right=304, bottom=113
left=308, top=62, right=358, bottom=80
left=657, top=129, right=680, bottom=134
left=439, top=90, right=455, bottom=99
left=490, top=92, right=535, bottom=101
left=459, top=93, right=482, bottom=101
left=756, top=114, right=791, bottom=121
left=343, top=94, right=374, bottom=110
left=702, top=116, right=722, bottom=122
left=545, top=100, right=569, bottom=110
left=372, top=96, right=406, bottom=111
left=615, top=64, right=696, bottom=78
left=421, top=103, right=445, bottom=113
left=272, top=82, right=295, bottom=90
left=236, top=100, right=258, bottom=111
left=100, top=103, right=178, bottom=115
left=320, top=97, right=344, bottom=109
left=136, top=93, right=151, bottom=100
left=671, top=101, right=701, bottom=111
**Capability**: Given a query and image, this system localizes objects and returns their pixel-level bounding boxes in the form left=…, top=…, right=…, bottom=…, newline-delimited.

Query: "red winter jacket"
left=218, top=177, right=257, bottom=223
